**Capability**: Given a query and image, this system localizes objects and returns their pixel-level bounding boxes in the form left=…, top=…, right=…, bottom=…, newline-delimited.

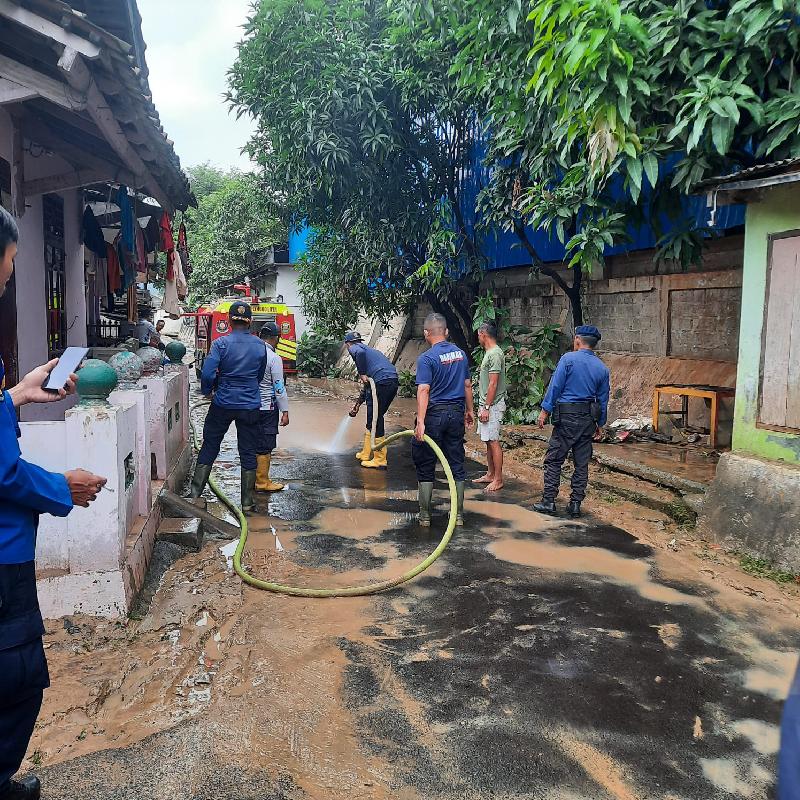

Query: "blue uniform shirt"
left=349, top=343, right=397, bottom=384
left=0, top=391, right=73, bottom=565
left=416, top=342, right=469, bottom=407
left=541, top=349, right=610, bottom=425
left=201, top=330, right=267, bottom=410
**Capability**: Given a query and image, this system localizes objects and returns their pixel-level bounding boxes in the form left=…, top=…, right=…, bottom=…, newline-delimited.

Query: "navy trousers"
left=197, top=403, right=261, bottom=470
left=542, top=411, right=596, bottom=503
left=256, top=409, right=279, bottom=455
left=412, top=404, right=466, bottom=482
left=0, top=680, right=43, bottom=792
left=364, top=379, right=398, bottom=439
left=0, top=562, right=49, bottom=793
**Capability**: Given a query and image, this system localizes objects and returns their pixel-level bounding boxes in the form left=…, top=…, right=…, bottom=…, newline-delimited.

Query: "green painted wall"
left=732, top=183, right=800, bottom=464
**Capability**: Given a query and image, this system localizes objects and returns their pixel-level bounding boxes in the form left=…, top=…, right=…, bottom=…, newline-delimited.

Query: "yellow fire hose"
left=189, top=379, right=457, bottom=597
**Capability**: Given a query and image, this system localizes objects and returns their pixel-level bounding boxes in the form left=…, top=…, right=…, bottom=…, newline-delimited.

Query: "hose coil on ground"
left=189, top=380, right=456, bottom=597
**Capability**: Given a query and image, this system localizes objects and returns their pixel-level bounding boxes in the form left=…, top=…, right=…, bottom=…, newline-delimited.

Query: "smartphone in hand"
left=42, top=347, right=89, bottom=392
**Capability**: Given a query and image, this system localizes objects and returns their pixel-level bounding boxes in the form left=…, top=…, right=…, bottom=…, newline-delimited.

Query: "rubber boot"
left=241, top=469, right=257, bottom=513
left=255, top=454, right=285, bottom=492
left=355, top=431, right=372, bottom=461
left=533, top=498, right=558, bottom=516
left=568, top=500, right=582, bottom=518
left=361, top=439, right=387, bottom=470
left=455, top=480, right=465, bottom=527
left=188, top=463, right=212, bottom=499
left=418, top=482, right=434, bottom=527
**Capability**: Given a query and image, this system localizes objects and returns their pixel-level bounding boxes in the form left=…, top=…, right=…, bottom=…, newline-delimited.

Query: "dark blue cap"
left=575, top=325, right=601, bottom=341
left=260, top=321, right=280, bottom=337
left=229, top=301, right=252, bottom=323
left=343, top=331, right=363, bottom=343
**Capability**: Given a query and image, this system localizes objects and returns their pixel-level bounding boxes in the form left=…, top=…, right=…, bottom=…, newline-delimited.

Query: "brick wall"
left=668, top=286, right=741, bottom=362
left=583, top=289, right=660, bottom=354
left=483, top=238, right=744, bottom=363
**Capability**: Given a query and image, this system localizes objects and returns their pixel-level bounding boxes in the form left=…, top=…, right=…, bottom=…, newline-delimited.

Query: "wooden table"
left=652, top=384, right=736, bottom=449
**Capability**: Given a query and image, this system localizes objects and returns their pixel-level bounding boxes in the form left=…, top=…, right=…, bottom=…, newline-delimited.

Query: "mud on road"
left=28, top=390, right=800, bottom=800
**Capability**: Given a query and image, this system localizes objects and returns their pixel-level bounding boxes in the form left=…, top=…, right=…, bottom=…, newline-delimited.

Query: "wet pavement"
left=30, top=392, right=799, bottom=799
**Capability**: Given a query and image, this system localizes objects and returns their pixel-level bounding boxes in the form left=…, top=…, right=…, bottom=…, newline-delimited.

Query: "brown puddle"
left=487, top=538, right=701, bottom=606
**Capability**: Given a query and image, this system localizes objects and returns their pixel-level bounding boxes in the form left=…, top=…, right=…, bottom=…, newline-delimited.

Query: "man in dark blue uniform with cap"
left=188, top=301, right=267, bottom=513
left=412, top=313, right=475, bottom=527
left=534, top=325, right=610, bottom=518
left=344, top=331, right=399, bottom=470
left=0, top=206, right=106, bottom=800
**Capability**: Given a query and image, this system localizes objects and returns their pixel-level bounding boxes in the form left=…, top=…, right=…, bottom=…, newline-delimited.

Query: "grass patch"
left=666, top=500, right=696, bottom=528
left=739, top=553, right=799, bottom=585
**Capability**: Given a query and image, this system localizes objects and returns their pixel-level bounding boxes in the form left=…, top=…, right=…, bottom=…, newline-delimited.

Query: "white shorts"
left=478, top=399, right=506, bottom=442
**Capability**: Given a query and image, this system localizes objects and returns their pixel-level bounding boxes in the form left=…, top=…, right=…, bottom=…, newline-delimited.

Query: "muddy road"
left=28, top=387, right=799, bottom=799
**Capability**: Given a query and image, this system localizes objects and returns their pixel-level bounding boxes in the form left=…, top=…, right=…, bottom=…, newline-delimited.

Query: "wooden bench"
left=652, top=384, right=736, bottom=449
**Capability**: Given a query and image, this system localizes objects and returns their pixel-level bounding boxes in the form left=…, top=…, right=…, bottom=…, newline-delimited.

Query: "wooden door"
left=760, top=233, right=800, bottom=429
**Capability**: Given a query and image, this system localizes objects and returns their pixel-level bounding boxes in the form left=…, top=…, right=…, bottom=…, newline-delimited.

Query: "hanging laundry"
left=106, top=241, right=122, bottom=294
left=177, top=221, right=192, bottom=278
left=174, top=249, right=188, bottom=300
left=116, top=234, right=136, bottom=292
left=94, top=252, right=108, bottom=310
left=161, top=270, right=180, bottom=316
left=82, top=206, right=106, bottom=257
left=117, top=185, right=136, bottom=253
left=144, top=214, right=161, bottom=252
left=135, top=221, right=147, bottom=278
left=159, top=210, right=176, bottom=280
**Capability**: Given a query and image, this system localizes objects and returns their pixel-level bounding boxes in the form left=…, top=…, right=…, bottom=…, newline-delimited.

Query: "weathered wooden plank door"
left=760, top=234, right=800, bottom=429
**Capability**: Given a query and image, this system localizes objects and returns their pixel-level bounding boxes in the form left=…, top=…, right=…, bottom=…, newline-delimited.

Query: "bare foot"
left=485, top=479, right=504, bottom=492
left=473, top=474, right=493, bottom=484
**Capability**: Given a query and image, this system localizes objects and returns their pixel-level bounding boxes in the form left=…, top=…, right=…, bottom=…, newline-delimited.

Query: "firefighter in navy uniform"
left=534, top=325, right=610, bottom=518
left=188, top=301, right=267, bottom=513
left=344, top=331, right=399, bottom=470
left=412, top=313, right=475, bottom=527
left=0, top=205, right=106, bottom=800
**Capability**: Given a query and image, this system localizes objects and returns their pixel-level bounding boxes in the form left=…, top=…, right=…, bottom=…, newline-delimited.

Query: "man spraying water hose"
left=188, top=302, right=267, bottom=513
left=412, top=313, right=474, bottom=527
left=256, top=322, right=290, bottom=492
left=344, top=332, right=399, bottom=470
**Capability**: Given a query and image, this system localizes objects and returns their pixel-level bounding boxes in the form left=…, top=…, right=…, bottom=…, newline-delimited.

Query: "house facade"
left=697, top=160, right=800, bottom=570
left=0, top=0, right=193, bottom=421
left=0, top=0, right=195, bottom=617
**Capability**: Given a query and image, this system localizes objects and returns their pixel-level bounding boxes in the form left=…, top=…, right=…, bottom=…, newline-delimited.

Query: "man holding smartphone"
left=0, top=206, right=106, bottom=800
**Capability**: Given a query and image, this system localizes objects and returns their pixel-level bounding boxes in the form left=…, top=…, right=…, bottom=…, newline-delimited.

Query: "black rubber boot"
left=533, top=499, right=558, bottom=516
left=241, top=469, right=257, bottom=513
left=568, top=501, right=582, bottom=518
left=418, top=482, right=434, bottom=527
left=455, top=481, right=465, bottom=527
left=2, top=775, right=41, bottom=799
left=188, top=463, right=212, bottom=499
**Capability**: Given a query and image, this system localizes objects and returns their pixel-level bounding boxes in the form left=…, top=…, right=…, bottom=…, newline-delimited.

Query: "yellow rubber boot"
left=355, top=431, right=372, bottom=461
left=255, top=454, right=285, bottom=492
left=361, top=439, right=387, bottom=470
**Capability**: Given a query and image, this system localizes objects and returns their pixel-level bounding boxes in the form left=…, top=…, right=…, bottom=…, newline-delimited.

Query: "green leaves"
left=184, top=168, right=287, bottom=305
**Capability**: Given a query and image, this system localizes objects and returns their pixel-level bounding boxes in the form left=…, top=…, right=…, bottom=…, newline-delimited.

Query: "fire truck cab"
left=192, top=285, right=298, bottom=378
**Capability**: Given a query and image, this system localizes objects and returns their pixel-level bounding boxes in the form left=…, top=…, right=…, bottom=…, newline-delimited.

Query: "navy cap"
left=343, top=331, right=363, bottom=343
left=260, top=321, right=280, bottom=338
left=575, top=325, right=601, bottom=341
left=229, top=301, right=252, bottom=323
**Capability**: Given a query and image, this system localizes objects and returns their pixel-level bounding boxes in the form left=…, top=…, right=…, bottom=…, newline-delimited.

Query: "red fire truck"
left=191, top=285, right=298, bottom=377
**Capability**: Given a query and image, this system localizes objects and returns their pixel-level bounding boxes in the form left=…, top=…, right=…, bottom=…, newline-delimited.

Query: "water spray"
left=189, top=378, right=457, bottom=597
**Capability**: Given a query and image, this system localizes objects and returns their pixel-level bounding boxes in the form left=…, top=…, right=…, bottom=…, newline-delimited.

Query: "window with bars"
left=43, top=194, right=67, bottom=359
